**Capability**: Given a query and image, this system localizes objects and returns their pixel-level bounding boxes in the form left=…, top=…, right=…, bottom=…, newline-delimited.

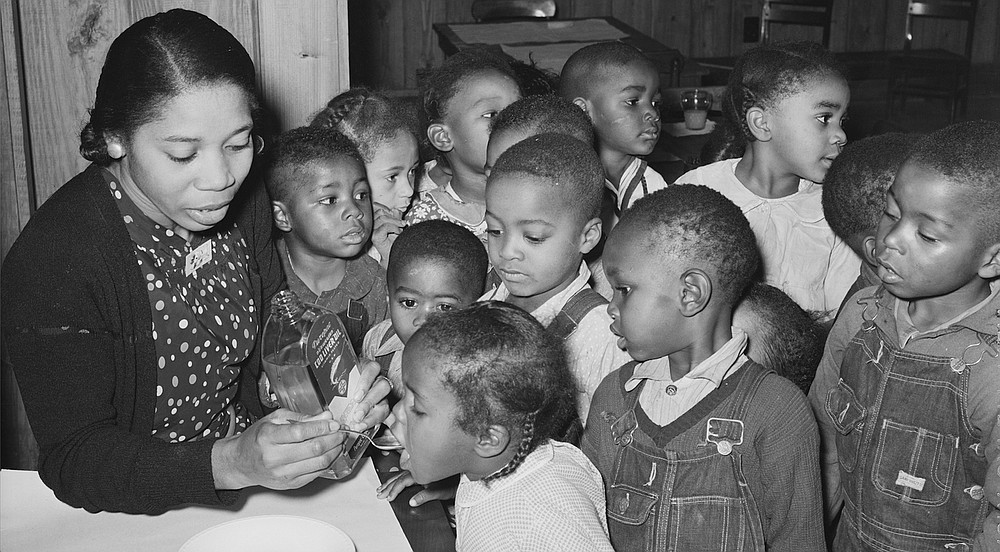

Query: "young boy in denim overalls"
left=809, top=121, right=1000, bottom=551
left=583, top=184, right=826, bottom=551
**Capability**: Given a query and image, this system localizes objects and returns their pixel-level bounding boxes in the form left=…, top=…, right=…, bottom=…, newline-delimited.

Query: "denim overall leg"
left=604, top=364, right=770, bottom=552
left=827, top=311, right=989, bottom=551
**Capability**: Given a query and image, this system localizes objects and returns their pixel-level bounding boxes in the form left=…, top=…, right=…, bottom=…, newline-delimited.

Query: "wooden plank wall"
left=350, top=0, right=1000, bottom=90
left=1, top=0, right=38, bottom=471
left=14, top=0, right=348, bottom=206
left=0, top=0, right=349, bottom=469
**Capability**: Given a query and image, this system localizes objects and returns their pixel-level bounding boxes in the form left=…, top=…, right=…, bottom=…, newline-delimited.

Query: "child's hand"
left=376, top=469, right=458, bottom=506
left=371, top=203, right=405, bottom=263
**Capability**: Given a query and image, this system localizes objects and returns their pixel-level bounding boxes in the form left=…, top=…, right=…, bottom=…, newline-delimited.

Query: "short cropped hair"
left=559, top=41, right=656, bottom=100
left=617, top=184, right=760, bottom=304
left=490, top=95, right=594, bottom=146
left=488, top=133, right=603, bottom=222
left=264, top=126, right=364, bottom=203
left=735, top=283, right=825, bottom=394
left=906, top=120, right=1000, bottom=243
left=409, top=301, right=575, bottom=482
left=823, top=133, right=916, bottom=241
left=387, top=220, right=489, bottom=300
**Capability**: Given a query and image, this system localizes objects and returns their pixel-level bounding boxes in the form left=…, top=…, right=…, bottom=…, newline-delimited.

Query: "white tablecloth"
left=0, top=459, right=412, bottom=552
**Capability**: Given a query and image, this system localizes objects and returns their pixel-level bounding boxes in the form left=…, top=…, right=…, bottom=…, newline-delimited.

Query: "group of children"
left=258, top=37, right=1000, bottom=552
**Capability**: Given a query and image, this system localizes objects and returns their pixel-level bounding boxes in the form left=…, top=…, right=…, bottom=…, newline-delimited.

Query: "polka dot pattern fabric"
left=105, top=171, right=258, bottom=443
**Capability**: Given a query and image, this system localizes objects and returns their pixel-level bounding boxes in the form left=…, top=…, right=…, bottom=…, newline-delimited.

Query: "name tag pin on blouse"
left=185, top=240, right=213, bottom=277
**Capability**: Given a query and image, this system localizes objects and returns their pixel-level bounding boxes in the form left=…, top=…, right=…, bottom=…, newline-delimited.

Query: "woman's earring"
left=107, top=141, right=124, bottom=160
left=253, top=135, right=265, bottom=154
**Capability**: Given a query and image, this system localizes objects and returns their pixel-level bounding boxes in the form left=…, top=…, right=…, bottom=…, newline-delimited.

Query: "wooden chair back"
left=903, top=0, right=977, bottom=57
left=472, top=0, right=557, bottom=22
left=760, top=0, right=834, bottom=47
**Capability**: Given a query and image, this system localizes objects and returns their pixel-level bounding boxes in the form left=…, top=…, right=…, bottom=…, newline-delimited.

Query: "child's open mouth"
left=877, top=259, right=902, bottom=283
left=341, top=228, right=367, bottom=245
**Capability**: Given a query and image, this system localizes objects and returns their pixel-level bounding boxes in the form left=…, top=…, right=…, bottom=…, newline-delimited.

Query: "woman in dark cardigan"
left=0, top=9, right=390, bottom=515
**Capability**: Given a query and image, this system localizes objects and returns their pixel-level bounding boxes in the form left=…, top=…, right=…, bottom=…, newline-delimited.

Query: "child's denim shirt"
left=811, top=284, right=1000, bottom=552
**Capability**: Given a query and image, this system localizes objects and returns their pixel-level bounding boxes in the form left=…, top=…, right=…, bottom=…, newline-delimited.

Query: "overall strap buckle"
left=610, top=410, right=639, bottom=447
left=706, top=417, right=744, bottom=456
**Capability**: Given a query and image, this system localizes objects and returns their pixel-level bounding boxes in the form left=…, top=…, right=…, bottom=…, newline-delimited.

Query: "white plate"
left=664, top=119, right=717, bottom=137
left=180, top=515, right=355, bottom=552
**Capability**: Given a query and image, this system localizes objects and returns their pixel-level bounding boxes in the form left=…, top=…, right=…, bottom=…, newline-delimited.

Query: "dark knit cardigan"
left=1, top=164, right=284, bottom=514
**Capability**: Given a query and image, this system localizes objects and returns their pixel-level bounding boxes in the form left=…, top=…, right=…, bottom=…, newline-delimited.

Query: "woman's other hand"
left=212, top=409, right=345, bottom=490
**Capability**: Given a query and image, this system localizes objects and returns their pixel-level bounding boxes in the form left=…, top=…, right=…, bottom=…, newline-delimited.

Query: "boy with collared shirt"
left=583, top=184, right=825, bottom=552
left=809, top=121, right=1000, bottom=551
left=560, top=41, right=667, bottom=216
left=264, top=126, right=388, bottom=353
left=482, top=133, right=631, bottom=423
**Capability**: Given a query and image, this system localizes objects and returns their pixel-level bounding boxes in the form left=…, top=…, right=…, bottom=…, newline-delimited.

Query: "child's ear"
left=474, top=424, right=510, bottom=459
left=862, top=235, right=879, bottom=267
left=745, top=107, right=771, bottom=142
left=571, top=98, right=593, bottom=119
left=578, top=217, right=603, bottom=255
left=271, top=200, right=292, bottom=233
left=977, top=242, right=1000, bottom=279
left=679, top=269, right=712, bottom=317
left=427, top=123, right=453, bottom=153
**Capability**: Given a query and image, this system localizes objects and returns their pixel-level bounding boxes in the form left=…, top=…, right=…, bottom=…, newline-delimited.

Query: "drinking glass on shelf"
left=680, top=89, right=713, bottom=130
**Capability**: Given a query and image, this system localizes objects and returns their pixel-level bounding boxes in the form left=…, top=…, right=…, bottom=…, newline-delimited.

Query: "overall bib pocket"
left=872, top=418, right=958, bottom=506
left=826, top=379, right=867, bottom=472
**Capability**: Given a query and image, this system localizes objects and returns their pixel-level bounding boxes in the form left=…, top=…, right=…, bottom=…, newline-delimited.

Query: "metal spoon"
left=338, top=428, right=404, bottom=451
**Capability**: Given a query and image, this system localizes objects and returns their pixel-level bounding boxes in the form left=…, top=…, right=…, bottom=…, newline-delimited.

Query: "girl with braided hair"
left=676, top=41, right=860, bottom=323
left=386, top=301, right=614, bottom=551
left=311, top=88, right=420, bottom=265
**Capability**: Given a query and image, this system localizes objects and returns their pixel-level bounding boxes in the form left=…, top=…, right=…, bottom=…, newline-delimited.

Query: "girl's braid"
left=483, top=413, right=536, bottom=484
left=313, top=89, right=369, bottom=136
left=725, top=83, right=758, bottom=141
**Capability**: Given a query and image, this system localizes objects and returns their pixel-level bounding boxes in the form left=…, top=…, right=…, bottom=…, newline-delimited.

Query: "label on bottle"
left=304, top=308, right=376, bottom=478
left=305, top=312, right=356, bottom=413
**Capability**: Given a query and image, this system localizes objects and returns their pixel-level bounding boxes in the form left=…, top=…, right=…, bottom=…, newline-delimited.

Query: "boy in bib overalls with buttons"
left=583, top=184, right=826, bottom=551
left=809, top=121, right=1000, bottom=551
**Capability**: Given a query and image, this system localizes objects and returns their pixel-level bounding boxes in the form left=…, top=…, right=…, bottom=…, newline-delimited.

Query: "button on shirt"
left=481, top=262, right=632, bottom=422
left=455, top=440, right=614, bottom=552
left=627, top=329, right=750, bottom=427
left=106, top=170, right=257, bottom=442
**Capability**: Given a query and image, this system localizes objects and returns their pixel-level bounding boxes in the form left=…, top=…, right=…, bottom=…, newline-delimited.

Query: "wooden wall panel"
left=350, top=0, right=999, bottom=91
left=691, top=0, right=733, bottom=58
left=1, top=0, right=39, bottom=471
left=16, top=0, right=347, bottom=204
left=563, top=0, right=614, bottom=18
left=974, top=0, right=1000, bottom=67
left=18, top=1, right=115, bottom=203
left=256, top=0, right=350, bottom=129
